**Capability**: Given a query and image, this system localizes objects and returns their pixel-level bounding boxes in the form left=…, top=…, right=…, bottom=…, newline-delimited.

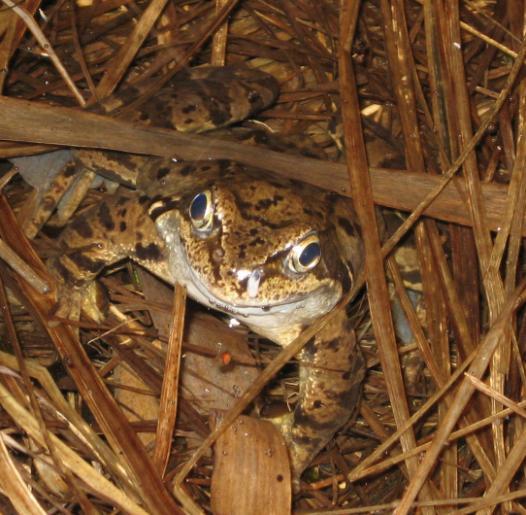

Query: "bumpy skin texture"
left=100, top=65, right=280, bottom=133
left=290, top=309, right=365, bottom=477
left=46, top=66, right=366, bottom=483
left=49, top=160, right=365, bottom=482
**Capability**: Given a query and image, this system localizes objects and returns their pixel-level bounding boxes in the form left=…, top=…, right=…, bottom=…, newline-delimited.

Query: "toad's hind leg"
left=283, top=309, right=365, bottom=483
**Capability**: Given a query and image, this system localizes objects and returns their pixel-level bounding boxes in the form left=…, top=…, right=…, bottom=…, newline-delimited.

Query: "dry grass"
left=0, top=0, right=525, bottom=513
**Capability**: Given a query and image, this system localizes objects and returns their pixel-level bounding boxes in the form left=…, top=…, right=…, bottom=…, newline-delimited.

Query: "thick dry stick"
left=0, top=239, right=49, bottom=294
left=153, top=284, right=186, bottom=477
left=0, top=95, right=520, bottom=234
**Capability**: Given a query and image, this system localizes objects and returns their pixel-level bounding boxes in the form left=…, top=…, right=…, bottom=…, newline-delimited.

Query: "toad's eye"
left=289, top=233, right=321, bottom=273
left=189, top=190, right=214, bottom=231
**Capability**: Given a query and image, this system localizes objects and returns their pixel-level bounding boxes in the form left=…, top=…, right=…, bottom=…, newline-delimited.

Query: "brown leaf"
left=211, top=415, right=290, bottom=515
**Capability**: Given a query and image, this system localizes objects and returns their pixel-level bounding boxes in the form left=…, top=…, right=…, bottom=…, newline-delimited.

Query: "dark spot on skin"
left=276, top=475, right=284, bottom=482
left=180, top=165, right=195, bottom=176
left=104, top=152, right=135, bottom=169
left=182, top=104, right=197, bottom=114
left=207, top=96, right=231, bottom=127
left=136, top=231, right=143, bottom=240
left=255, top=198, right=273, bottom=210
left=71, top=217, right=93, bottom=238
left=69, top=253, right=106, bottom=273
left=120, top=221, right=127, bottom=232
left=303, top=338, right=317, bottom=357
left=234, top=199, right=284, bottom=229
left=63, top=162, right=77, bottom=177
left=97, top=203, right=115, bottom=230
left=51, top=258, right=74, bottom=285
left=239, top=246, right=246, bottom=259
left=313, top=400, right=322, bottom=409
left=249, top=237, right=265, bottom=247
left=326, top=339, right=339, bottom=351
left=139, top=112, right=149, bottom=121
left=201, top=165, right=212, bottom=171
left=139, top=195, right=149, bottom=205
left=338, top=217, right=356, bottom=236
left=135, top=242, right=162, bottom=261
left=401, top=270, right=421, bottom=287
left=116, top=197, right=128, bottom=206
left=184, top=118, right=194, bottom=124
left=341, top=370, right=351, bottom=380
left=249, top=228, right=258, bottom=236
left=157, top=167, right=170, bottom=179
left=248, top=91, right=262, bottom=104
left=292, top=435, right=323, bottom=448
left=118, top=208, right=127, bottom=217
left=300, top=148, right=323, bottom=158
left=141, top=93, right=179, bottom=129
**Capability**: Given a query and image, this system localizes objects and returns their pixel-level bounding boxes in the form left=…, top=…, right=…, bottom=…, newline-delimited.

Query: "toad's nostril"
left=212, top=247, right=224, bottom=263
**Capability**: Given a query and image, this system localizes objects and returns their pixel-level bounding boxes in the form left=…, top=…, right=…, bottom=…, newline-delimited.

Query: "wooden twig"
left=0, top=239, right=49, bottom=294
left=0, top=95, right=522, bottom=234
left=153, top=283, right=186, bottom=476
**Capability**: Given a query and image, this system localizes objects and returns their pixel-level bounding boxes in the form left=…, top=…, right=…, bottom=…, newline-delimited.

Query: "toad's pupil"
left=299, top=241, right=321, bottom=267
left=190, top=192, right=208, bottom=220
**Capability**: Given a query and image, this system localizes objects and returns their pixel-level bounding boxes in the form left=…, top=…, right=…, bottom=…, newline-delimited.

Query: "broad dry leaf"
left=211, top=415, right=290, bottom=515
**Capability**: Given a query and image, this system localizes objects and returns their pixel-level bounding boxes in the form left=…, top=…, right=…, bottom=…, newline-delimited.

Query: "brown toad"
left=48, top=158, right=365, bottom=481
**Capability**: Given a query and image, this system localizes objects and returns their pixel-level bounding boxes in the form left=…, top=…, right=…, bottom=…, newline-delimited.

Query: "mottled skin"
left=44, top=65, right=366, bottom=482
left=22, top=65, right=279, bottom=237
left=49, top=160, right=365, bottom=481
left=99, top=65, right=280, bottom=133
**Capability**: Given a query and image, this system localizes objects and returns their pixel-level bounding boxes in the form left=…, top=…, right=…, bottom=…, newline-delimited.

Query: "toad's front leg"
left=47, top=194, right=166, bottom=321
